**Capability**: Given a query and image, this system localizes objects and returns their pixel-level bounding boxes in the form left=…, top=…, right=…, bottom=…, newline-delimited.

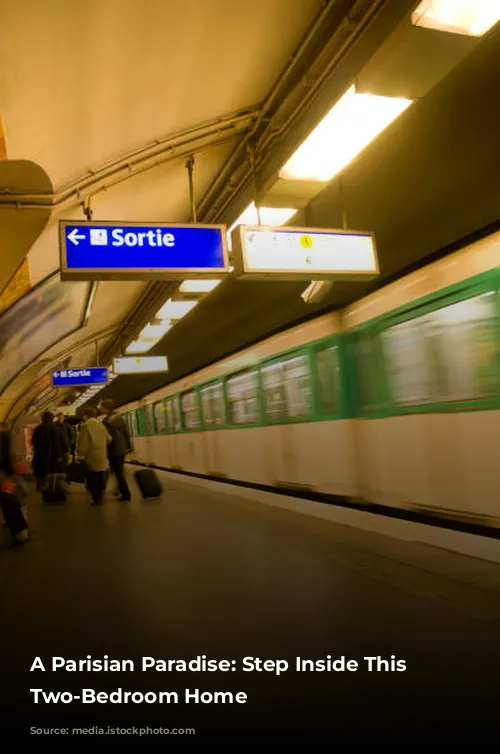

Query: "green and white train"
left=120, top=229, right=500, bottom=530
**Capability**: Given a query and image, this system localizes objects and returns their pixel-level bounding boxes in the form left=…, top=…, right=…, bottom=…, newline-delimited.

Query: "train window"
left=181, top=391, right=200, bottom=430
left=282, top=355, right=312, bottom=417
left=165, top=396, right=181, bottom=432
left=354, top=334, right=381, bottom=412
left=315, top=346, right=340, bottom=414
left=227, top=370, right=259, bottom=425
left=427, top=293, right=498, bottom=401
left=261, top=354, right=312, bottom=420
left=382, top=318, right=434, bottom=406
left=129, top=410, right=139, bottom=437
left=261, top=362, right=287, bottom=419
left=201, top=383, right=224, bottom=428
left=135, top=408, right=146, bottom=437
left=153, top=400, right=168, bottom=434
left=382, top=292, right=499, bottom=406
left=143, top=404, right=155, bottom=435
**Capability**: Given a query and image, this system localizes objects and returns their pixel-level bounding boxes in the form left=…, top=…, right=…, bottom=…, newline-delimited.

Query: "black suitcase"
left=134, top=468, right=162, bottom=499
left=0, top=492, right=28, bottom=537
left=42, top=473, right=68, bottom=504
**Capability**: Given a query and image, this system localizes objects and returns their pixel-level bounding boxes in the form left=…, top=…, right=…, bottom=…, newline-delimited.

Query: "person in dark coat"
left=99, top=399, right=133, bottom=501
left=55, top=413, right=73, bottom=481
left=0, top=421, right=13, bottom=476
left=55, top=414, right=72, bottom=452
left=31, top=412, right=69, bottom=492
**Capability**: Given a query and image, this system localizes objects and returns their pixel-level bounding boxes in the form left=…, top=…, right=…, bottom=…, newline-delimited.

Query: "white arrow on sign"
left=53, top=372, right=59, bottom=378
left=67, top=229, right=86, bottom=245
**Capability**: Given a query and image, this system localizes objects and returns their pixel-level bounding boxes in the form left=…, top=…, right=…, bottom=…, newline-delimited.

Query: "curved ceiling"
left=3, top=0, right=498, bottom=418
left=0, top=160, right=52, bottom=296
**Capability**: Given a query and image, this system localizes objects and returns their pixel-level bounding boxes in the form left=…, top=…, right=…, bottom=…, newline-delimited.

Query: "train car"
left=122, top=311, right=357, bottom=498
left=343, top=230, right=500, bottom=528
left=120, top=229, right=500, bottom=529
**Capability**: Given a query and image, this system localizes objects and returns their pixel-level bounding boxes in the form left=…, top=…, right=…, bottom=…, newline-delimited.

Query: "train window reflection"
left=261, top=363, right=287, bottom=419
left=261, top=355, right=312, bottom=420
left=283, top=355, right=311, bottom=417
left=143, top=404, right=155, bottom=435
left=153, top=400, right=168, bottom=434
left=181, top=391, right=200, bottom=430
left=315, top=346, right=340, bottom=414
left=227, top=371, right=259, bottom=425
left=382, top=319, right=433, bottom=405
left=383, top=292, right=499, bottom=405
left=355, top=334, right=380, bottom=412
left=201, top=383, right=224, bottom=428
left=166, top=397, right=181, bottom=432
left=129, top=410, right=139, bottom=437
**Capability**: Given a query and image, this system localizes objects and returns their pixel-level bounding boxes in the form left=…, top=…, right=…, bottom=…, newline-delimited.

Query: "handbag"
left=67, top=459, right=89, bottom=484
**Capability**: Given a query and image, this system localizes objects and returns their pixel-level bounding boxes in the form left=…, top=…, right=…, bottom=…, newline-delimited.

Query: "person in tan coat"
left=77, top=408, right=112, bottom=506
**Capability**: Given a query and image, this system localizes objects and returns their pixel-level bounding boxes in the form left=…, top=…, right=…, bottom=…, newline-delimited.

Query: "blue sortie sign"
left=59, top=221, right=229, bottom=280
left=52, top=368, right=108, bottom=387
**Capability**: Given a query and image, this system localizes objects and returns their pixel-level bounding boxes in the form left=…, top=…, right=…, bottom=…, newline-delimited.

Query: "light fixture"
left=279, top=85, right=413, bottom=183
left=126, top=340, right=151, bottom=354
left=156, top=299, right=197, bottom=320
left=228, top=203, right=297, bottom=247
left=139, top=321, right=172, bottom=341
left=411, top=0, right=500, bottom=37
left=179, top=279, right=221, bottom=293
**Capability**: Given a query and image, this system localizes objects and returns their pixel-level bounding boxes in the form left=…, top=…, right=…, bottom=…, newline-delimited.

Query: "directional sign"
left=59, top=221, right=230, bottom=281
left=52, top=367, right=108, bottom=387
left=231, top=225, right=379, bottom=280
left=113, top=356, right=169, bottom=375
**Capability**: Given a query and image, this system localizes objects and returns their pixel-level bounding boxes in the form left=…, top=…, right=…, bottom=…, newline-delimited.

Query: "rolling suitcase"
left=134, top=468, right=162, bottom=499
left=42, top=473, right=68, bottom=504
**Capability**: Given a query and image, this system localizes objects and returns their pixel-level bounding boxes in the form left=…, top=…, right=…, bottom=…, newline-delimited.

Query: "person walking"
left=31, top=411, right=69, bottom=493
left=0, top=421, right=30, bottom=546
left=55, top=413, right=73, bottom=480
left=76, top=408, right=112, bottom=506
left=100, top=399, right=133, bottom=501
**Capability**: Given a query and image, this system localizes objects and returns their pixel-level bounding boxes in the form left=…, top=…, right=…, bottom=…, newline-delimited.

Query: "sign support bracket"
left=302, top=178, right=350, bottom=304
left=81, top=198, right=93, bottom=222
left=248, top=145, right=262, bottom=226
left=186, top=155, right=196, bottom=223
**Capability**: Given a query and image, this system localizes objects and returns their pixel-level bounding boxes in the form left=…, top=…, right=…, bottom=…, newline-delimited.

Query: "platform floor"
left=2, top=466, right=500, bottom=743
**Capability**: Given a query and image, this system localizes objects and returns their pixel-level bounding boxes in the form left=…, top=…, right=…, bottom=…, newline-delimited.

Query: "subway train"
left=120, top=229, right=500, bottom=531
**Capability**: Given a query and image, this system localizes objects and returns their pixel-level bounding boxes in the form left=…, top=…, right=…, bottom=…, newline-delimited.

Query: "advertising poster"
left=0, top=274, right=90, bottom=393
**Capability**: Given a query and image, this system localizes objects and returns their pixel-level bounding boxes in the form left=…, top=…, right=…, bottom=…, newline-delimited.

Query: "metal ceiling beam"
left=0, top=108, right=259, bottom=211
left=199, top=0, right=419, bottom=225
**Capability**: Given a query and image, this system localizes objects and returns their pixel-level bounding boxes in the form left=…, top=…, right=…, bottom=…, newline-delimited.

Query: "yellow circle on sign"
left=300, top=234, right=313, bottom=248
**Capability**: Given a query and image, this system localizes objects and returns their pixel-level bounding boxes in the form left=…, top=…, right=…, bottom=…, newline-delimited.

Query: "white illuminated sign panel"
left=231, top=226, right=379, bottom=280
left=113, top=356, right=169, bottom=375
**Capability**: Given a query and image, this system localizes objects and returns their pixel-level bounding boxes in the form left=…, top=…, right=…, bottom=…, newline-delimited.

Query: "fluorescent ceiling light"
left=228, top=204, right=297, bottom=246
left=279, top=85, right=413, bottom=182
left=139, top=321, right=172, bottom=341
left=156, top=299, right=197, bottom=320
left=412, top=0, right=500, bottom=37
left=126, top=340, right=152, bottom=354
left=179, top=279, right=221, bottom=293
